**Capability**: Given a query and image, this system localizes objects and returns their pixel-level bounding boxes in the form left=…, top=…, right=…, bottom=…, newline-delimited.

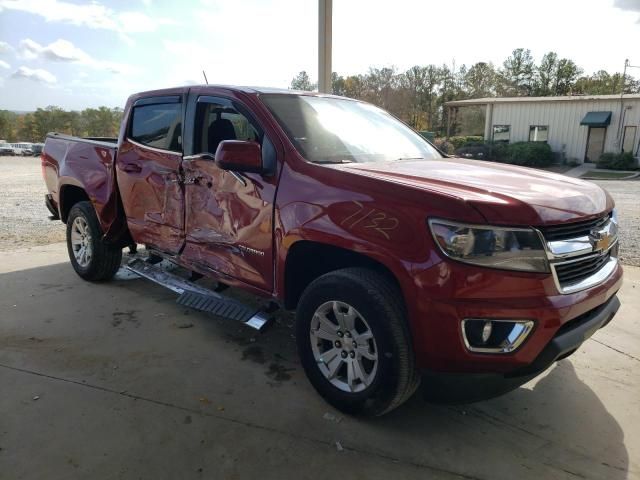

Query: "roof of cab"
left=128, top=85, right=350, bottom=102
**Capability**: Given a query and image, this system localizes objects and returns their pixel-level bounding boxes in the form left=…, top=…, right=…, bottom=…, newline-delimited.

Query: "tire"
left=66, top=201, right=122, bottom=281
left=296, top=268, right=420, bottom=416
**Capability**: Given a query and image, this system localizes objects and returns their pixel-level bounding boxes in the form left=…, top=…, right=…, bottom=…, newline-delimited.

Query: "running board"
left=125, top=258, right=270, bottom=331
left=176, top=291, right=270, bottom=331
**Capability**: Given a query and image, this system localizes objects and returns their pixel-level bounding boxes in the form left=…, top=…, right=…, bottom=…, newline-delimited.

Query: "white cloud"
left=0, top=0, right=178, bottom=35
left=12, top=66, right=56, bottom=84
left=614, top=0, right=640, bottom=22
left=614, top=0, right=640, bottom=11
left=0, top=60, right=10, bottom=69
left=0, top=41, right=13, bottom=54
left=118, top=11, right=176, bottom=33
left=19, top=38, right=137, bottom=74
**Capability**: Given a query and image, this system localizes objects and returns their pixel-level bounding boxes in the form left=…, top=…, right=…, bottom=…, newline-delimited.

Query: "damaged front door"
left=181, top=95, right=277, bottom=292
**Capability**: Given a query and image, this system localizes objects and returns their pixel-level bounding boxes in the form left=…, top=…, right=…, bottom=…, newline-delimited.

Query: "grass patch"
left=580, top=170, right=636, bottom=179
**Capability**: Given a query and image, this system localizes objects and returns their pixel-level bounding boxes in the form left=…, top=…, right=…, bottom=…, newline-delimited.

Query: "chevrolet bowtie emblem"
left=589, top=226, right=613, bottom=252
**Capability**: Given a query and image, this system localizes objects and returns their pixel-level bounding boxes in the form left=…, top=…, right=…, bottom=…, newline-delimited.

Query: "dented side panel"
left=116, top=139, right=185, bottom=254
left=181, top=154, right=277, bottom=292
left=43, top=135, right=121, bottom=234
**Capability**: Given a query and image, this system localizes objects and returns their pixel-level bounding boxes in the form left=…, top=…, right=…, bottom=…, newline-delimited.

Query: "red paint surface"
left=43, top=85, right=622, bottom=374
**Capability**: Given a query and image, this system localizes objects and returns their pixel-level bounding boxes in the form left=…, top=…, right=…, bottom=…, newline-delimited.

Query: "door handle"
left=184, top=175, right=203, bottom=185
left=122, top=163, right=142, bottom=173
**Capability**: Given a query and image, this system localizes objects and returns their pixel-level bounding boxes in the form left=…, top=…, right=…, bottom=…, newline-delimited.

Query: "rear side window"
left=130, top=102, right=182, bottom=152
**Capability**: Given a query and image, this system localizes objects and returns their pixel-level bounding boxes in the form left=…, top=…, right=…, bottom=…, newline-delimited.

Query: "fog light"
left=462, top=319, right=534, bottom=353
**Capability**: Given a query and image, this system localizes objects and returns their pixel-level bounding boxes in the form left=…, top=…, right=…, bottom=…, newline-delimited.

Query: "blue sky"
left=0, top=0, right=639, bottom=110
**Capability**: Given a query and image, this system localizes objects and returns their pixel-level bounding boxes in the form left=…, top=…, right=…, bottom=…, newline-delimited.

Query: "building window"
left=623, top=126, right=637, bottom=154
left=492, top=125, right=510, bottom=143
left=529, top=125, right=548, bottom=142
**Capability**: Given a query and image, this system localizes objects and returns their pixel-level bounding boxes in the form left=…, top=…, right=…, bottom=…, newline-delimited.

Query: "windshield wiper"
left=395, top=157, right=424, bottom=161
left=312, top=159, right=355, bottom=164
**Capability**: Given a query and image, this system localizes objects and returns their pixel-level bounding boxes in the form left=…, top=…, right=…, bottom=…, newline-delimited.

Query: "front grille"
left=539, top=213, right=611, bottom=241
left=554, top=251, right=611, bottom=286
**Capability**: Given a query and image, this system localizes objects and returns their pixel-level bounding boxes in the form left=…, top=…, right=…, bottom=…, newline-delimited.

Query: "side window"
left=492, top=125, right=510, bottom=143
left=194, top=99, right=262, bottom=155
left=130, top=102, right=182, bottom=152
left=529, top=125, right=548, bottom=142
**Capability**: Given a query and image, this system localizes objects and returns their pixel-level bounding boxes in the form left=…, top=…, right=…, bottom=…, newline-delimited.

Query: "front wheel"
left=296, top=268, right=420, bottom=416
left=66, top=201, right=122, bottom=281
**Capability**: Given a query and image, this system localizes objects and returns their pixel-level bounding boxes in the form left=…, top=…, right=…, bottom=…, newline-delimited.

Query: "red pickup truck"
left=42, top=86, right=622, bottom=415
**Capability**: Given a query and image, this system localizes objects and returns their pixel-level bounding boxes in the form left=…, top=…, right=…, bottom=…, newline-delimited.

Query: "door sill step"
left=125, top=258, right=271, bottom=331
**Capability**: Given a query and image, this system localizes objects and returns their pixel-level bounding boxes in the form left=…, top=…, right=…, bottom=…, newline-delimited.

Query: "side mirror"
left=215, top=140, right=263, bottom=174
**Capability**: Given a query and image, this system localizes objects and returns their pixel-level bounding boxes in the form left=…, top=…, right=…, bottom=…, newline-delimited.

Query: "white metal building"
left=446, top=94, right=640, bottom=164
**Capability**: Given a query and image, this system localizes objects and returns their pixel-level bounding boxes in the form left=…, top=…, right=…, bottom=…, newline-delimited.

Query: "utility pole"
left=318, top=0, right=332, bottom=93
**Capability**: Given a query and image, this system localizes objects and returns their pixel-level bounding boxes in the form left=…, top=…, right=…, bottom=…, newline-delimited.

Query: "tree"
left=342, top=74, right=366, bottom=99
left=498, top=48, right=535, bottom=96
left=364, top=67, right=400, bottom=112
left=0, top=110, right=18, bottom=142
left=574, top=70, right=640, bottom=95
left=290, top=71, right=316, bottom=91
left=401, top=65, right=428, bottom=128
left=463, top=62, right=496, bottom=99
left=535, top=52, right=582, bottom=96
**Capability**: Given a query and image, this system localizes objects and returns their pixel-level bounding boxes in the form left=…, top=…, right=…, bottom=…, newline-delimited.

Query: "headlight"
left=428, top=219, right=549, bottom=273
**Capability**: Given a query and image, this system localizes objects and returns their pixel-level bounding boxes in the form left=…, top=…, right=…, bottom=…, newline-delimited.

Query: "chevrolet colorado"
left=42, top=86, right=622, bottom=415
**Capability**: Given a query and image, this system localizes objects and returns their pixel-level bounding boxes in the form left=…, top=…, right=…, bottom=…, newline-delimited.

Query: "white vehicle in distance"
left=10, top=142, right=34, bottom=156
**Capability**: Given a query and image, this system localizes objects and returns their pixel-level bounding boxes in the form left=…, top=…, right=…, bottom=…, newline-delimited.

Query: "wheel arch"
left=59, top=183, right=92, bottom=223
left=281, top=239, right=409, bottom=311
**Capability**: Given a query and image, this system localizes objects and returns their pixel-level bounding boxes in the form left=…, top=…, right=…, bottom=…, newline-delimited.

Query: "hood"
left=341, top=158, right=613, bottom=225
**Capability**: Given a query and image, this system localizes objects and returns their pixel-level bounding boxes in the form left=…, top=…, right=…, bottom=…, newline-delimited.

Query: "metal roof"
left=445, top=93, right=640, bottom=107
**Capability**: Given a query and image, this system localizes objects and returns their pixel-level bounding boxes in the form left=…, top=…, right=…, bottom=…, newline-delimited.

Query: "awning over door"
left=580, top=111, right=612, bottom=127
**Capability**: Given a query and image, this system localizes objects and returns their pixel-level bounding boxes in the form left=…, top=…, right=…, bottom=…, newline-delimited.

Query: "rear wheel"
left=296, top=268, right=419, bottom=416
left=66, top=201, right=122, bottom=281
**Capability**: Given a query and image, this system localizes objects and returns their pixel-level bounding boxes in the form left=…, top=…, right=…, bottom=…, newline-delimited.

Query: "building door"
left=585, top=127, right=606, bottom=163
left=623, top=126, right=637, bottom=154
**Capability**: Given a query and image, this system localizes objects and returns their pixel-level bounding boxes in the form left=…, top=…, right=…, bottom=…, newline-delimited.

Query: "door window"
left=194, top=99, right=262, bottom=155
left=130, top=102, right=182, bottom=152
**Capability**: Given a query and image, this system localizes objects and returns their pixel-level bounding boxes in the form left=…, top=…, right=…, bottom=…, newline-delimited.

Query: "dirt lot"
left=0, top=156, right=65, bottom=250
left=2, top=155, right=638, bottom=265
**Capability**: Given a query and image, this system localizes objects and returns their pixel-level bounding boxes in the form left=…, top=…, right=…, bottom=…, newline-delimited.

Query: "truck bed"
left=42, top=132, right=122, bottom=237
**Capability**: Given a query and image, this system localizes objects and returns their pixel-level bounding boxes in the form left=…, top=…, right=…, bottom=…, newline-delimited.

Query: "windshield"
left=260, top=94, right=442, bottom=164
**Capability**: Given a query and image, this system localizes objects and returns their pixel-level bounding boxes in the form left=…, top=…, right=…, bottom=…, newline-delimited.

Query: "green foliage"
left=448, top=136, right=484, bottom=149
left=290, top=71, right=316, bottom=91
left=0, top=107, right=122, bottom=142
left=497, top=142, right=554, bottom=167
left=574, top=71, right=640, bottom=95
left=597, top=152, right=637, bottom=170
left=296, top=48, right=639, bottom=136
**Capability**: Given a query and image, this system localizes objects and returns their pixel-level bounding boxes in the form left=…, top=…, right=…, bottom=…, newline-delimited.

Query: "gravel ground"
left=592, top=178, right=640, bottom=266
left=0, top=156, right=65, bottom=251
left=0, top=156, right=638, bottom=265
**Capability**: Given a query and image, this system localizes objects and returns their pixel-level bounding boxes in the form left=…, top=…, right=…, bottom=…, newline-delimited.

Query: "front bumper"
left=407, top=254, right=623, bottom=374
left=420, top=294, right=620, bottom=403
